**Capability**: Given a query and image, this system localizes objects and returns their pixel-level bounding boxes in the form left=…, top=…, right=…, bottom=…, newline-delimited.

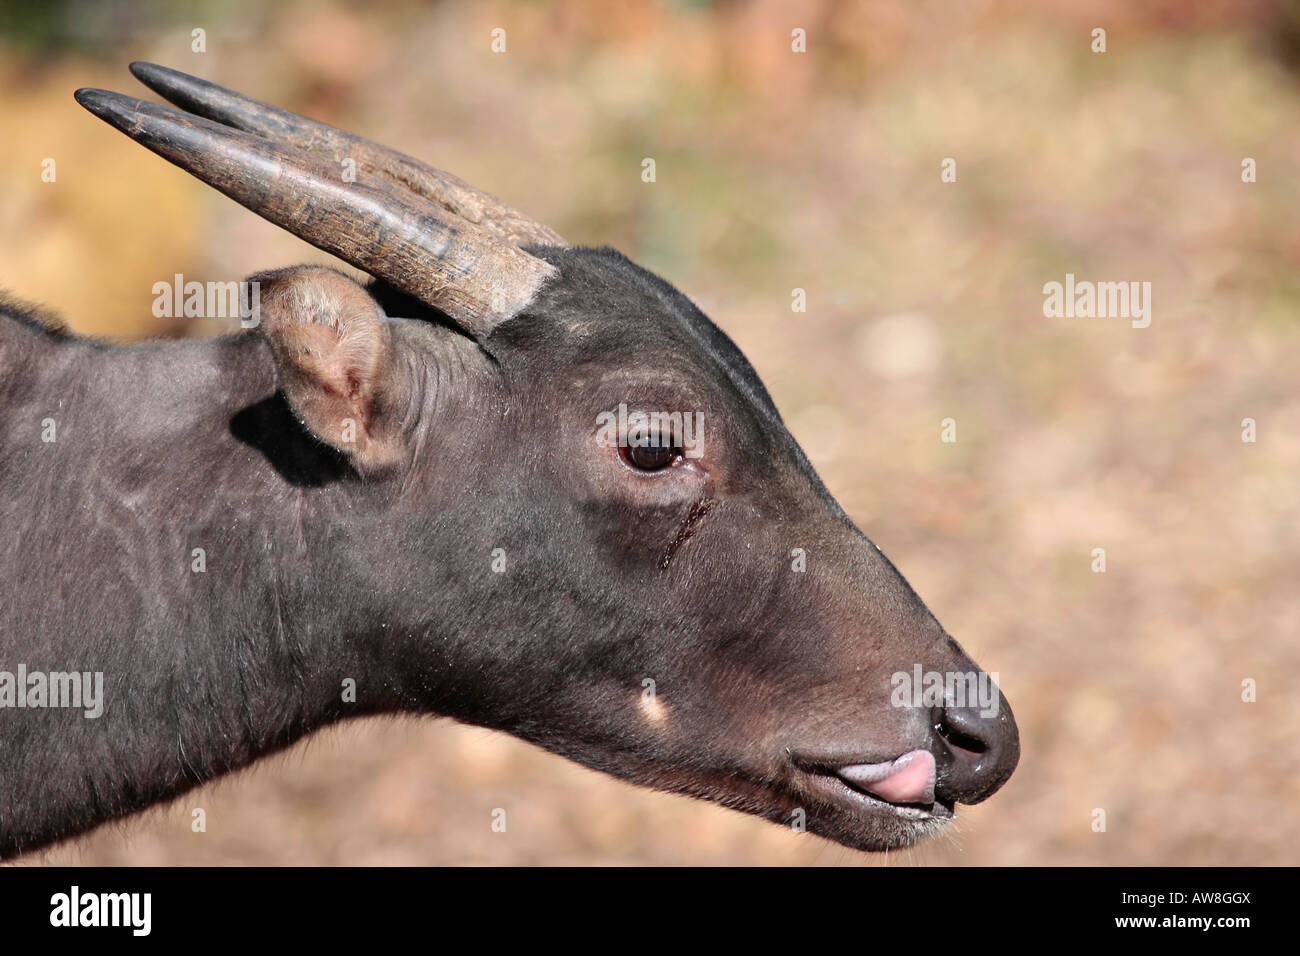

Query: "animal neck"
left=0, top=328, right=390, bottom=857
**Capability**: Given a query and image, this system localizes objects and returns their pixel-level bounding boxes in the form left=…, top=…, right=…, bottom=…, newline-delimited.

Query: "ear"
left=251, top=266, right=411, bottom=470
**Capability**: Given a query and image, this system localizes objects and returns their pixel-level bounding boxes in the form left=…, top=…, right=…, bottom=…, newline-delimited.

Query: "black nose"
left=931, top=692, right=1020, bottom=805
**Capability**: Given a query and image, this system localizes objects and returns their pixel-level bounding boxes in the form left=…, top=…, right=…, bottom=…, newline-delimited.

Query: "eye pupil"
left=622, top=441, right=682, bottom=471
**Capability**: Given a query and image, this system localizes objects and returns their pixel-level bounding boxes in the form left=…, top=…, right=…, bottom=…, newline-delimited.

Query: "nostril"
left=930, top=700, right=1021, bottom=806
left=934, top=718, right=987, bottom=755
left=934, top=702, right=1001, bottom=755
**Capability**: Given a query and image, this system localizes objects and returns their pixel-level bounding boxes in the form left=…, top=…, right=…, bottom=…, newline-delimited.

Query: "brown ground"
left=2, top=0, right=1297, bottom=865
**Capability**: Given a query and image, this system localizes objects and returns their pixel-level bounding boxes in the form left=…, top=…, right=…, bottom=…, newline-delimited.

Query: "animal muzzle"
left=833, top=688, right=1018, bottom=808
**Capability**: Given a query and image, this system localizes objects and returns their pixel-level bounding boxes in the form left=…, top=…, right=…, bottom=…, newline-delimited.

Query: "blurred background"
left=3, top=0, right=1298, bottom=865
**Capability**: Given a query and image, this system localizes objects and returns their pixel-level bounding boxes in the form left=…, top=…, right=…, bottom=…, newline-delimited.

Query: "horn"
left=126, top=62, right=564, bottom=250
left=74, top=69, right=564, bottom=338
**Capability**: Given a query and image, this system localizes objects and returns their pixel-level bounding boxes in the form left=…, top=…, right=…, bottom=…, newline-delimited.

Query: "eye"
left=620, top=440, right=684, bottom=472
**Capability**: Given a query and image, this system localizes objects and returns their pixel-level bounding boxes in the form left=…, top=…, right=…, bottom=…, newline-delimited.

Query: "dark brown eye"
left=620, top=441, right=683, bottom=472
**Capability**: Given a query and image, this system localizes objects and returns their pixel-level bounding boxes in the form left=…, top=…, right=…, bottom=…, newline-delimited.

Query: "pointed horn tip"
left=74, top=87, right=153, bottom=131
left=128, top=62, right=229, bottom=116
left=129, top=61, right=180, bottom=88
left=73, top=86, right=105, bottom=107
left=74, top=87, right=122, bottom=115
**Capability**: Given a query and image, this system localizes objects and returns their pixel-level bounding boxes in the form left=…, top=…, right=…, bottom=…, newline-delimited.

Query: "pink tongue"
left=839, top=749, right=936, bottom=804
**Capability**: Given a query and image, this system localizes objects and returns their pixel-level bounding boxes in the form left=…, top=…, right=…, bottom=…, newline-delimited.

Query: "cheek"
left=656, top=514, right=781, bottom=601
left=574, top=497, right=696, bottom=569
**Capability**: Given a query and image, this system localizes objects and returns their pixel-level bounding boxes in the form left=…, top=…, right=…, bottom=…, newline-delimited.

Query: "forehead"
left=509, top=246, right=785, bottom=425
left=492, top=245, right=844, bottom=512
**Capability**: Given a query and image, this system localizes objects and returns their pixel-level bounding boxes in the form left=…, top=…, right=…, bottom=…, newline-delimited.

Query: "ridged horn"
left=75, top=67, right=565, bottom=339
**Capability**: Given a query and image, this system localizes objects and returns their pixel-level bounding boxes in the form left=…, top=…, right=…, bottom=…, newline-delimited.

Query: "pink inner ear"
left=254, top=269, right=405, bottom=468
left=283, top=318, right=381, bottom=405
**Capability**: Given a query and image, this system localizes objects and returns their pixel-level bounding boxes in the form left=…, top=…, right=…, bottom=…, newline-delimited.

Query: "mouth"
left=792, top=749, right=955, bottom=824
